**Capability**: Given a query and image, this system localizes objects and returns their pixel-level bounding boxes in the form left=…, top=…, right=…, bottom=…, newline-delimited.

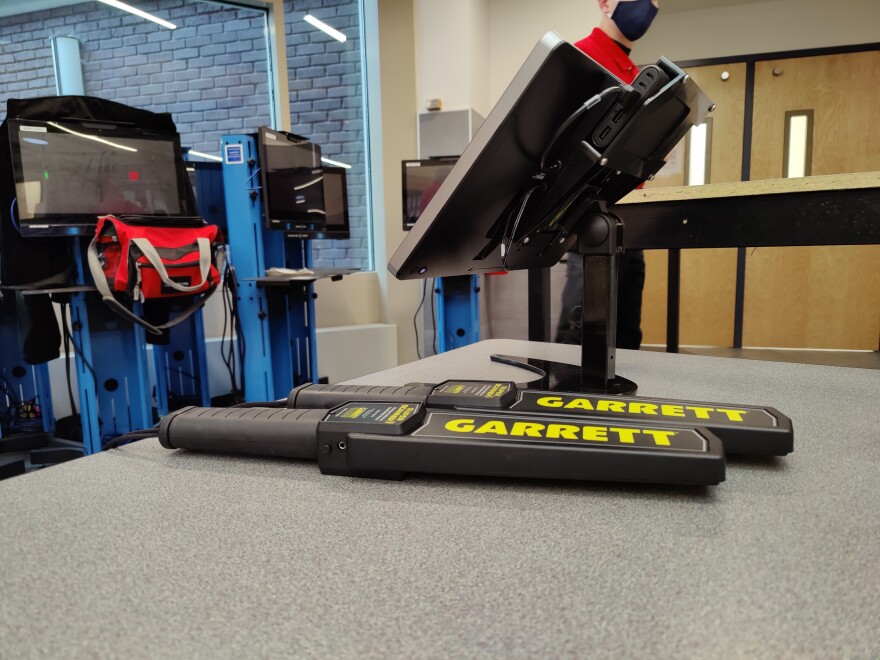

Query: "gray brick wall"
left=0, top=0, right=370, bottom=271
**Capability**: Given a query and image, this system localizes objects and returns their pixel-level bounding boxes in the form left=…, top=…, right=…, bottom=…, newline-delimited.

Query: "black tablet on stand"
left=388, top=31, right=713, bottom=394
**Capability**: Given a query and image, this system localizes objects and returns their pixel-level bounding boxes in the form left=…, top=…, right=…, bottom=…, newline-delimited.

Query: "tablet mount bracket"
left=491, top=200, right=638, bottom=395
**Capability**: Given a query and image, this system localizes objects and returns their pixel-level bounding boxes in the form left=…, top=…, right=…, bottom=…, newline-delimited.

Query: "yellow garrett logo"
left=535, top=395, right=748, bottom=422
left=444, top=417, right=677, bottom=446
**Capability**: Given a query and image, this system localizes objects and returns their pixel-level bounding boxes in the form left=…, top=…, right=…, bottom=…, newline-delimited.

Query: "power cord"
left=413, top=278, right=428, bottom=359
left=220, top=270, right=235, bottom=398
left=9, top=197, right=21, bottom=234
left=58, top=301, right=98, bottom=419
left=230, top=266, right=246, bottom=397
left=539, top=86, right=624, bottom=171
left=220, top=262, right=244, bottom=402
left=102, top=426, right=160, bottom=451
left=500, top=184, right=542, bottom=272
left=431, top=278, right=438, bottom=356
left=60, top=305, right=78, bottom=419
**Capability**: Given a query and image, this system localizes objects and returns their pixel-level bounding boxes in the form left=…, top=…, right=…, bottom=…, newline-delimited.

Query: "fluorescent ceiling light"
left=47, top=121, right=137, bottom=152
left=321, top=156, right=351, bottom=169
left=303, top=14, right=346, bottom=42
left=96, top=0, right=176, bottom=30
left=188, top=150, right=223, bottom=162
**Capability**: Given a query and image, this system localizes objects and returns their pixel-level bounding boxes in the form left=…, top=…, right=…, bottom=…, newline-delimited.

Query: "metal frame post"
left=221, top=134, right=276, bottom=402
left=221, top=134, right=320, bottom=399
left=70, top=243, right=153, bottom=454
left=153, top=309, right=212, bottom=417
left=435, top=275, right=480, bottom=353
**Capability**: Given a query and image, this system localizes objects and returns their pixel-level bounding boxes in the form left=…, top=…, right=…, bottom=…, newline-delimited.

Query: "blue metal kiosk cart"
left=0, top=96, right=213, bottom=456
left=220, top=130, right=321, bottom=402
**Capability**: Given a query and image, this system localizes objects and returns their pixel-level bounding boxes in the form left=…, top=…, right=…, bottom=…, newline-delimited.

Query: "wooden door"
left=745, top=51, right=880, bottom=349
left=641, top=62, right=745, bottom=346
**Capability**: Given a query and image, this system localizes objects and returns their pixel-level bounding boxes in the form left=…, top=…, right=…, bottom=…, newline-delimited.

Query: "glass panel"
left=284, top=1, right=371, bottom=271
left=686, top=120, right=710, bottom=186
left=784, top=112, right=812, bottom=179
left=51, top=36, right=85, bottom=95
left=1, top=0, right=371, bottom=268
left=0, top=1, right=273, bottom=158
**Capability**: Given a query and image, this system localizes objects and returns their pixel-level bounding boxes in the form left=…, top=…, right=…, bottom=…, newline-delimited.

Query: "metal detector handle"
left=286, top=383, right=433, bottom=409
left=158, top=406, right=324, bottom=460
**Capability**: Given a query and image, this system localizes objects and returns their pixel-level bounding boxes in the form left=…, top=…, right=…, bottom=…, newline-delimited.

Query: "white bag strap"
left=130, top=236, right=213, bottom=293
left=86, top=236, right=115, bottom=301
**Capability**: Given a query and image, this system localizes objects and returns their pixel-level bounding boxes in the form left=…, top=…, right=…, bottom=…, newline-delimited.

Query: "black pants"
left=555, top=249, right=645, bottom=349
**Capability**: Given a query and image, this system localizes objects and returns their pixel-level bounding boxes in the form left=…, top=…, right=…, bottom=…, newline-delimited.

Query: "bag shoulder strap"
left=130, top=236, right=212, bottom=293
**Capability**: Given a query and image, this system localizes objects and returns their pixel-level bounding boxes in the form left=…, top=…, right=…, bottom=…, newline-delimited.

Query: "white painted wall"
left=486, top=0, right=603, bottom=104
left=315, top=323, right=397, bottom=382
left=638, top=0, right=880, bottom=63
left=413, top=0, right=493, bottom=117
left=479, top=0, right=880, bottom=85
left=313, top=271, right=381, bottom=327
left=368, top=0, right=422, bottom=365
left=468, top=0, right=491, bottom=116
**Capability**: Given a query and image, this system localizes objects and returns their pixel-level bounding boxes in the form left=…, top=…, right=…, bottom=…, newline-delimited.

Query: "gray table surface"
left=1, top=339, right=878, bottom=658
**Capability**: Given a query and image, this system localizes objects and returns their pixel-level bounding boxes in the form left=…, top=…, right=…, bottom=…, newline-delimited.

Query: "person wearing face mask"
left=555, top=0, right=659, bottom=349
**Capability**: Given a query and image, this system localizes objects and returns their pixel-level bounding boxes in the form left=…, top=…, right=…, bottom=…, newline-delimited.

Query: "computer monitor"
left=389, top=31, right=712, bottom=280
left=258, top=126, right=325, bottom=233
left=402, top=157, right=458, bottom=231
left=286, top=166, right=351, bottom=240
left=8, top=118, right=187, bottom=236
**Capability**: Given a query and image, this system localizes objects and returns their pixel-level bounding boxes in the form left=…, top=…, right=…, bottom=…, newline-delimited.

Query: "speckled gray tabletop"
left=1, top=339, right=878, bottom=658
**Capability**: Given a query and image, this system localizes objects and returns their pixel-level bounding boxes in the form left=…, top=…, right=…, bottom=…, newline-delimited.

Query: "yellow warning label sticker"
left=338, top=406, right=366, bottom=419
left=386, top=404, right=417, bottom=424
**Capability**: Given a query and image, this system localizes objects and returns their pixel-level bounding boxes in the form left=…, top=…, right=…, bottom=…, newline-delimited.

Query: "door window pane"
left=783, top=111, right=813, bottom=179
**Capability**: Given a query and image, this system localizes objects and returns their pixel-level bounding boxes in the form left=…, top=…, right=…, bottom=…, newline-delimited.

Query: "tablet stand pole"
left=490, top=202, right=638, bottom=395
left=576, top=203, right=637, bottom=394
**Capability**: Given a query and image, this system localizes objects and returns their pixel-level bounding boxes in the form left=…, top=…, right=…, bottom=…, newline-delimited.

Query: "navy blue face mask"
left=611, top=0, right=658, bottom=41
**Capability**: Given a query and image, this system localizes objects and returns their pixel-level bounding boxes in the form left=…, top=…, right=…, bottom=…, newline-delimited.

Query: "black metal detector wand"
left=158, top=399, right=726, bottom=486
left=286, top=380, right=793, bottom=456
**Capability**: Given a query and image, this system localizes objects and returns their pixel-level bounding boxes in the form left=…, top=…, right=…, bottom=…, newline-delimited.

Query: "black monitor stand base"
left=489, top=353, right=637, bottom=394
left=498, top=204, right=638, bottom=395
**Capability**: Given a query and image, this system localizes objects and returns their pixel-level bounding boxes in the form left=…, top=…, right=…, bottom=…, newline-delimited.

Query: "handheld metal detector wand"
left=158, top=400, right=726, bottom=486
left=287, top=380, right=793, bottom=457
